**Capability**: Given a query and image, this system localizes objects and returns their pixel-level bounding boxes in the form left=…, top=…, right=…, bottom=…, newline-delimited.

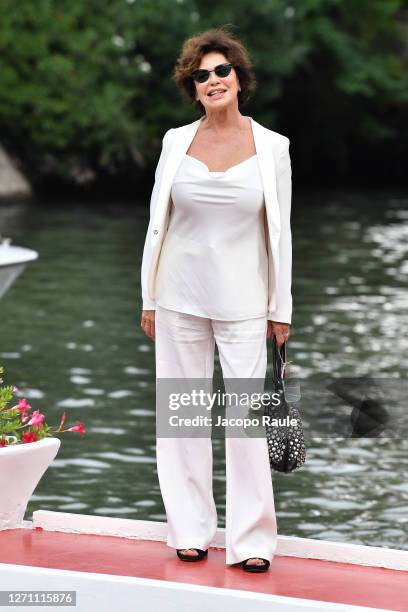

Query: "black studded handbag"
left=263, top=336, right=306, bottom=473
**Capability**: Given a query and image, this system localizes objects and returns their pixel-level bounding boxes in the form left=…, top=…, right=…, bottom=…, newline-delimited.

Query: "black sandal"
left=176, top=548, right=208, bottom=562
left=242, top=557, right=270, bottom=572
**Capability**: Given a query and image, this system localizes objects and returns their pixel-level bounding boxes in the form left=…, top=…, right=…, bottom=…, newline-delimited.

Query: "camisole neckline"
left=185, top=154, right=257, bottom=176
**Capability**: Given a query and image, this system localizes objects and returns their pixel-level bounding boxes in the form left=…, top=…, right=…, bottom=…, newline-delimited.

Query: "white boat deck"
left=0, top=511, right=406, bottom=612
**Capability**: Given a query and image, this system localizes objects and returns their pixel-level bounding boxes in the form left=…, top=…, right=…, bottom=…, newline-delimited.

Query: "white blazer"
left=141, top=115, right=293, bottom=324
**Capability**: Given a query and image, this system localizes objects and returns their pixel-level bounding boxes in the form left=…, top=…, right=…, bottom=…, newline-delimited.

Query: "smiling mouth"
left=207, top=90, right=227, bottom=98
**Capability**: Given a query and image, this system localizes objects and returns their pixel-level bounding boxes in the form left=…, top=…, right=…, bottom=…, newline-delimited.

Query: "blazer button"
left=153, top=229, right=158, bottom=235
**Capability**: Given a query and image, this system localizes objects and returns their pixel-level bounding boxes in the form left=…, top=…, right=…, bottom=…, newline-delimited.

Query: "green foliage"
left=0, top=0, right=196, bottom=180
left=0, top=366, right=14, bottom=410
left=301, top=0, right=408, bottom=101
left=0, top=418, right=21, bottom=436
left=0, top=0, right=406, bottom=185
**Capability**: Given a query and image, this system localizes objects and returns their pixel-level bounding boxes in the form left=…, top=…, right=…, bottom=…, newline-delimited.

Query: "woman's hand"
left=267, top=320, right=290, bottom=347
left=141, top=309, right=156, bottom=341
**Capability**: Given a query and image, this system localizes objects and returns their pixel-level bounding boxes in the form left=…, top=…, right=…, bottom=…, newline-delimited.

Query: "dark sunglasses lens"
left=215, top=64, right=232, bottom=77
left=193, top=70, right=209, bottom=83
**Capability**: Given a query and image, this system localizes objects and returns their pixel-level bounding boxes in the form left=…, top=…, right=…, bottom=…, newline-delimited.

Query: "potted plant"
left=0, top=365, right=86, bottom=530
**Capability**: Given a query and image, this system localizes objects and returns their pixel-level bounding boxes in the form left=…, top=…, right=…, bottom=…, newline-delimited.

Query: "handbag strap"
left=272, top=335, right=286, bottom=382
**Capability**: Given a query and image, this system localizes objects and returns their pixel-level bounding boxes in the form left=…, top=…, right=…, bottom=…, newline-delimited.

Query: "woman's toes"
left=246, top=557, right=265, bottom=565
left=180, top=549, right=199, bottom=556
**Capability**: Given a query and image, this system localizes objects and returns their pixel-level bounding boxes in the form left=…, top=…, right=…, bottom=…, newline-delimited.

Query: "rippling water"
left=0, top=192, right=407, bottom=550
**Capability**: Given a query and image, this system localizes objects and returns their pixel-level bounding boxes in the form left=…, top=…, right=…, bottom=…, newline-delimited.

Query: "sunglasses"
left=191, top=62, right=233, bottom=83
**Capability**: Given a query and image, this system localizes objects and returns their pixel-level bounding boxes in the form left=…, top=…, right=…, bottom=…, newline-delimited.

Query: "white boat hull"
left=0, top=243, right=38, bottom=299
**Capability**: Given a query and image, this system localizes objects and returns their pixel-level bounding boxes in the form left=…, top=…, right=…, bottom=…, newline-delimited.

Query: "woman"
left=140, top=26, right=292, bottom=572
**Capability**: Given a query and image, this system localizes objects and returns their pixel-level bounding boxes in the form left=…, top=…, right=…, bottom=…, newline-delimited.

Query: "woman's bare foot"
left=245, top=557, right=267, bottom=566
left=178, top=548, right=199, bottom=557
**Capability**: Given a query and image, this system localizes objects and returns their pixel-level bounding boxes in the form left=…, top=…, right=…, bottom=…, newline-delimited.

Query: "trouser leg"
left=155, top=305, right=218, bottom=550
left=212, top=316, right=278, bottom=565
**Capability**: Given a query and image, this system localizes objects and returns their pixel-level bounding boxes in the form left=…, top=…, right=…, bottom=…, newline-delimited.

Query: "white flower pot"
left=0, top=437, right=61, bottom=530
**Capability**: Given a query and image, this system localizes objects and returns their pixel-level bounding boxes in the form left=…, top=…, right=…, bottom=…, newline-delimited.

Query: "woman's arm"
left=267, top=137, right=292, bottom=346
left=267, top=137, right=293, bottom=326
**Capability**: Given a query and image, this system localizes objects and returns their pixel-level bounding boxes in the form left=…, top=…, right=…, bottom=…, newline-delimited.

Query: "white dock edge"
left=0, top=563, right=392, bottom=612
left=31, top=510, right=408, bottom=572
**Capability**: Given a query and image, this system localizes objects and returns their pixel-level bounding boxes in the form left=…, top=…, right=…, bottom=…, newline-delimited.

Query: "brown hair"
left=172, top=25, right=257, bottom=114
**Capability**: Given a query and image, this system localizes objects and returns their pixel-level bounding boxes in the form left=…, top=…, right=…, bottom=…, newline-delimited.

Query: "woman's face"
left=194, top=52, right=240, bottom=111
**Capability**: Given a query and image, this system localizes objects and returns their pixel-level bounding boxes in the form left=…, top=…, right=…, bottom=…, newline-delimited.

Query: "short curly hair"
left=172, top=25, right=257, bottom=114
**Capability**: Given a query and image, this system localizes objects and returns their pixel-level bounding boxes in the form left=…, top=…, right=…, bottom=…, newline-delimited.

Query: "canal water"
left=0, top=190, right=407, bottom=550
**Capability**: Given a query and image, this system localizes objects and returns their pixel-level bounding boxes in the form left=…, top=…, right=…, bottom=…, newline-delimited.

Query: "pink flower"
left=27, top=410, right=45, bottom=426
left=68, top=421, right=86, bottom=437
left=17, top=398, right=32, bottom=413
left=12, top=386, right=19, bottom=393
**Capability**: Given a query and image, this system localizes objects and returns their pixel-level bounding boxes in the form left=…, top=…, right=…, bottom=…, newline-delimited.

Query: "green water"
left=0, top=191, right=407, bottom=550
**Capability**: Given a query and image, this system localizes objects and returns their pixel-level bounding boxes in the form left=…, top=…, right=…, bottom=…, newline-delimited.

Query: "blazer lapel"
left=251, top=117, right=281, bottom=314
left=250, top=117, right=281, bottom=236
left=151, top=117, right=203, bottom=247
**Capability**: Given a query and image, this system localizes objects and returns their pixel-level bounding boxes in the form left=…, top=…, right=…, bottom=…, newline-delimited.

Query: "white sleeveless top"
left=154, top=153, right=269, bottom=320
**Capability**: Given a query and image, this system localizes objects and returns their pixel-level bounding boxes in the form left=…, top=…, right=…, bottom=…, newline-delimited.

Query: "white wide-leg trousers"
left=155, top=305, right=278, bottom=565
